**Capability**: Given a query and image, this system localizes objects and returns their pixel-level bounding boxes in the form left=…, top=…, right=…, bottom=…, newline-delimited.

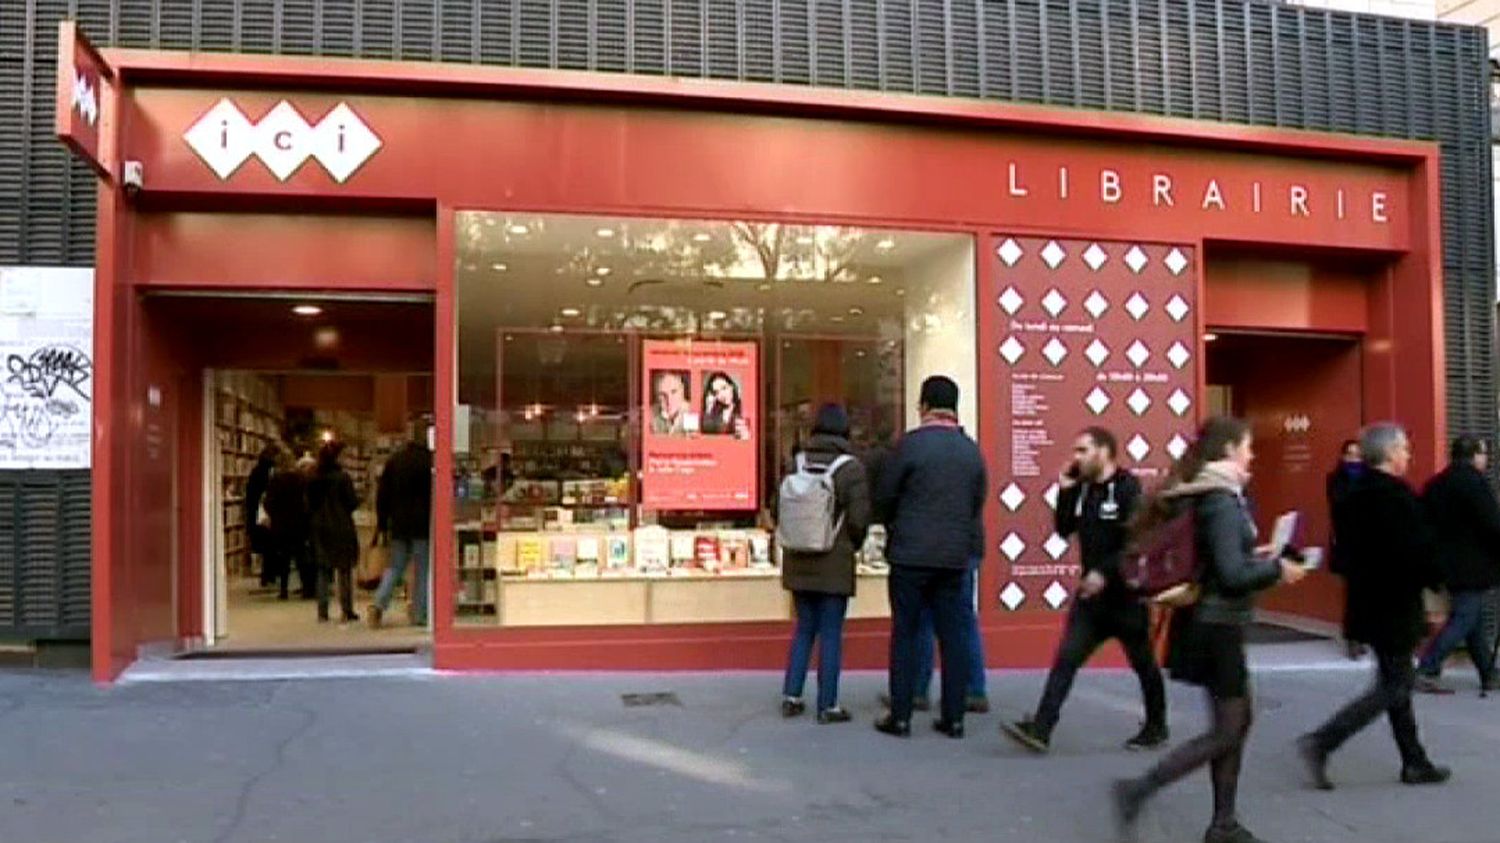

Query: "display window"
left=454, top=212, right=975, bottom=627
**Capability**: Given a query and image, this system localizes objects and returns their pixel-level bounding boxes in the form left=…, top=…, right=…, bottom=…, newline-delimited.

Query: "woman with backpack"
left=308, top=440, right=362, bottom=624
left=778, top=404, right=872, bottom=724
left=1113, top=416, right=1308, bottom=843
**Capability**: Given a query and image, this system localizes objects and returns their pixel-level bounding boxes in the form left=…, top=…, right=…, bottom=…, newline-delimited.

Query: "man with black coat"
left=369, top=432, right=434, bottom=628
left=1414, top=436, right=1500, bottom=694
left=1300, top=423, right=1450, bottom=790
left=873, top=375, right=988, bottom=739
left=1004, top=426, right=1167, bottom=754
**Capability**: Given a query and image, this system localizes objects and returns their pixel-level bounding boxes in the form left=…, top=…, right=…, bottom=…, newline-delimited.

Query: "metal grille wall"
left=0, top=472, right=91, bottom=639
left=0, top=1, right=1493, bottom=634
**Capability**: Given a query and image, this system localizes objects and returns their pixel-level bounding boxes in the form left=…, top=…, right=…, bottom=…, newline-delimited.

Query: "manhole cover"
left=621, top=692, right=682, bottom=708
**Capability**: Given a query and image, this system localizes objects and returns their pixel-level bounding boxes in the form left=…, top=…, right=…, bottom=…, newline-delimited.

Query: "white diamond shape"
left=997, top=239, right=1024, bottom=266
left=1084, top=290, right=1109, bottom=318
left=1166, top=294, right=1191, bottom=323
left=1000, top=582, right=1027, bottom=611
left=1085, top=339, right=1111, bottom=367
left=1041, top=240, right=1067, bottom=269
left=1084, top=243, right=1109, bottom=271
left=1127, top=434, right=1151, bottom=462
left=1044, top=483, right=1060, bottom=510
left=1126, top=340, right=1151, bottom=368
left=1128, top=388, right=1152, bottom=416
left=999, top=336, right=1025, bottom=364
left=1000, top=483, right=1027, bottom=512
left=1165, top=248, right=1190, bottom=276
left=1085, top=387, right=1111, bottom=415
left=1168, top=389, right=1193, bottom=417
left=1167, top=341, right=1192, bottom=370
left=1000, top=533, right=1027, bottom=561
left=251, top=101, right=315, bottom=181
left=1044, top=534, right=1070, bottom=561
left=1125, top=292, right=1150, bottom=321
left=1042, top=289, right=1068, bottom=317
left=1043, top=337, right=1068, bottom=366
left=1167, top=434, right=1190, bottom=460
left=1125, top=246, right=1149, bottom=273
left=183, top=98, right=256, bottom=179
left=1044, top=580, right=1071, bottom=609
left=998, top=286, right=1025, bottom=315
left=310, top=102, right=382, bottom=183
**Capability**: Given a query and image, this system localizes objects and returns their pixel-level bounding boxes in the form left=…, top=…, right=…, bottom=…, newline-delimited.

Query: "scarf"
left=921, top=409, right=960, bottom=428
left=1161, top=460, right=1246, bottom=499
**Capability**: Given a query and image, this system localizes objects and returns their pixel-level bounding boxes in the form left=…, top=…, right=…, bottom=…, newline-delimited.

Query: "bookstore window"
left=454, top=212, right=975, bottom=627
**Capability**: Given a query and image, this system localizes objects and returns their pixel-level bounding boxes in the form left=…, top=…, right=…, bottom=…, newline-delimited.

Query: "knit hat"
left=920, top=375, right=960, bottom=412
left=812, top=403, right=850, bottom=437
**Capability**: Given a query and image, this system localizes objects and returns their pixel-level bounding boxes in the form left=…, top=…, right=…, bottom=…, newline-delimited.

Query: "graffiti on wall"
left=0, top=268, right=93, bottom=469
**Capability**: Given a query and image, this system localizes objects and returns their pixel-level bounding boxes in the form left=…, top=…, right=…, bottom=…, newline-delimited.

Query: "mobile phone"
left=1065, top=463, right=1082, bottom=480
left=1300, top=547, right=1323, bottom=570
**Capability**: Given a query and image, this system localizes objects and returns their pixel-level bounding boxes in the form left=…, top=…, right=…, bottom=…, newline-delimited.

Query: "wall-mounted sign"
left=183, top=99, right=382, bottom=183
left=640, top=339, right=759, bottom=511
left=0, top=267, right=94, bottom=470
left=54, top=22, right=112, bottom=179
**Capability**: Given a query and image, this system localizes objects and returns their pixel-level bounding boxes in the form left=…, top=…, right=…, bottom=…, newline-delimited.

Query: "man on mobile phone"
left=1003, top=427, right=1168, bottom=753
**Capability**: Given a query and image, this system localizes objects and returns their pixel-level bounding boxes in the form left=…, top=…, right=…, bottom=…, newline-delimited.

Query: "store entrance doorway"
left=1205, top=331, right=1363, bottom=628
left=140, top=293, right=435, bottom=656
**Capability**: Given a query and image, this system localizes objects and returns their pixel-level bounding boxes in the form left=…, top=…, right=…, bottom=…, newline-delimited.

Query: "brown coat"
left=780, top=435, right=872, bottom=597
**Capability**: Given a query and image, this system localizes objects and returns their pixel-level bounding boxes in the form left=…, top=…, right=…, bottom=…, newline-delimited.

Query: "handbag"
left=358, top=533, right=390, bottom=590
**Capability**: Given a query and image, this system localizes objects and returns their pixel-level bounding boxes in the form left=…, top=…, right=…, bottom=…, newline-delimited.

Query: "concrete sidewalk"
left=1, top=649, right=1496, bottom=843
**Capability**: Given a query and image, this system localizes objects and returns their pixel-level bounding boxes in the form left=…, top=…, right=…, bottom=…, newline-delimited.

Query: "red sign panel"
left=640, top=340, right=759, bottom=511
left=54, top=22, right=112, bottom=179
left=985, top=237, right=1197, bottom=615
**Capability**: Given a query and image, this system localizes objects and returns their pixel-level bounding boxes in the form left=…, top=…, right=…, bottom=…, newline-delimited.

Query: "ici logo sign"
left=1282, top=414, right=1312, bottom=434
left=183, top=99, right=382, bottom=183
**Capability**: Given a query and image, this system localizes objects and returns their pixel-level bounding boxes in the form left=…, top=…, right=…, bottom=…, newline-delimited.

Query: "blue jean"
left=374, top=538, right=430, bottom=626
left=783, top=592, right=850, bottom=712
left=1418, top=588, right=1497, bottom=682
left=914, top=566, right=988, bottom=699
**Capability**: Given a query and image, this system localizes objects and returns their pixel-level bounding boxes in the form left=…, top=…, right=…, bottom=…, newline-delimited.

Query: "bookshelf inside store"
left=216, top=372, right=285, bottom=578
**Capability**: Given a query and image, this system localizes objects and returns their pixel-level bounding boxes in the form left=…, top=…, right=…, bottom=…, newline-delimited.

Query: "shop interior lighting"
left=595, top=227, right=616, bottom=238
left=292, top=304, right=322, bottom=316
left=560, top=307, right=582, bottom=318
left=595, top=267, right=612, bottom=276
left=895, top=288, right=906, bottom=297
left=1204, top=332, right=1220, bottom=342
left=490, top=263, right=507, bottom=272
left=693, top=232, right=712, bottom=242
left=876, top=237, right=896, bottom=251
left=548, top=324, right=564, bottom=333
left=585, top=277, right=604, bottom=288
left=708, top=310, right=728, bottom=320
left=848, top=306, right=865, bottom=316
left=757, top=283, right=772, bottom=292
left=508, top=223, right=530, bottom=235
left=867, top=275, right=883, bottom=285
left=321, top=429, right=335, bottom=442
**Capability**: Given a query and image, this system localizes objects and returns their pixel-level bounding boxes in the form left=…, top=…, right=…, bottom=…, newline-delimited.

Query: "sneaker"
left=781, top=698, right=806, bottom=719
left=932, top=718, right=965, bottom=739
left=878, top=693, right=931, bottom=712
left=1112, top=779, right=1144, bottom=839
left=817, top=707, right=851, bottom=725
left=1297, top=734, right=1334, bottom=791
left=1204, top=822, right=1269, bottom=843
left=873, top=714, right=911, bottom=738
left=1400, top=763, right=1452, bottom=786
left=965, top=695, right=992, bottom=714
left=1125, top=723, right=1169, bottom=751
left=367, top=605, right=384, bottom=630
left=1001, top=719, right=1051, bottom=754
left=1414, top=674, right=1456, bottom=695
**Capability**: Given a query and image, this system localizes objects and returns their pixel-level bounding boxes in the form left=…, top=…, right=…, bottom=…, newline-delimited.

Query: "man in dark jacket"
left=780, top=404, right=871, bottom=723
left=1415, top=436, right=1500, bottom=694
left=1004, top=426, right=1166, bottom=753
left=1327, top=439, right=1366, bottom=659
left=1300, top=423, right=1450, bottom=790
left=873, top=375, right=987, bottom=739
left=369, top=434, right=434, bottom=628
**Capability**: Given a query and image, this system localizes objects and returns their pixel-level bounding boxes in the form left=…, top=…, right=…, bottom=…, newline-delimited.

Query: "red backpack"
left=1121, top=506, right=1201, bottom=606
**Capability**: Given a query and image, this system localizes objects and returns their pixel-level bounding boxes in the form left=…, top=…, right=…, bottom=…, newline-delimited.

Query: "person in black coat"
left=1415, top=436, right=1500, bottom=693
left=1299, top=423, right=1450, bottom=791
left=246, top=445, right=278, bottom=587
left=308, top=441, right=361, bottom=623
left=263, top=450, right=313, bottom=600
left=1326, top=439, right=1366, bottom=658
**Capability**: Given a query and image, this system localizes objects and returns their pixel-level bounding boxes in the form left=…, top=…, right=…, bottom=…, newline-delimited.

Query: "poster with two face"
left=641, top=339, right=758, bottom=511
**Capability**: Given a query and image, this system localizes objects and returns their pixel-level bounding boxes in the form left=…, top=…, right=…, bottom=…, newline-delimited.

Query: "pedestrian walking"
left=369, top=432, right=434, bottom=629
left=308, top=441, right=361, bottom=624
left=1113, top=416, right=1308, bottom=843
left=778, top=404, right=872, bottom=724
left=1327, top=439, right=1368, bottom=660
left=263, top=449, right=312, bottom=601
left=1412, top=436, right=1500, bottom=694
left=873, top=375, right=987, bottom=739
left=1004, top=426, right=1167, bottom=754
left=1298, top=422, right=1451, bottom=791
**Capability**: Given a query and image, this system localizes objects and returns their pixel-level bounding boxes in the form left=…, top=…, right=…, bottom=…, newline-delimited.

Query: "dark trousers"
left=888, top=565, right=970, bottom=726
left=267, top=543, right=315, bottom=599
left=1310, top=644, right=1431, bottom=768
left=1033, top=599, right=1167, bottom=736
left=782, top=592, right=850, bottom=712
left=317, top=566, right=355, bottom=621
left=1418, top=588, right=1497, bottom=683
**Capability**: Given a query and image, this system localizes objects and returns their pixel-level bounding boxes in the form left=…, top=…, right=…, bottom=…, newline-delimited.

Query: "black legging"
left=1131, top=692, right=1253, bottom=830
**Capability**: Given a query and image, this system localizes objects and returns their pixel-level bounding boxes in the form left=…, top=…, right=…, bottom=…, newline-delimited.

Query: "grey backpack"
left=776, top=453, right=853, bottom=554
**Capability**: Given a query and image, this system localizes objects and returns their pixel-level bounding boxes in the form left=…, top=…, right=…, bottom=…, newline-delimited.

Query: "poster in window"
left=641, top=339, right=758, bottom=510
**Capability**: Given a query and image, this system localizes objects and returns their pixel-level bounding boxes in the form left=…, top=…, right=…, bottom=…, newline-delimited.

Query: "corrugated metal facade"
left=0, top=0, right=1492, bottom=639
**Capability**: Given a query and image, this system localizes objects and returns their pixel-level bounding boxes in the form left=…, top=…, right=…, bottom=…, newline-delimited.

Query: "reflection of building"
left=5, top=3, right=1492, bottom=679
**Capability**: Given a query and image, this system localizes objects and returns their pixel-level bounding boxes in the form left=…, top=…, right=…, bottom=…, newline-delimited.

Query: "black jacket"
left=244, top=456, right=274, bottom=528
left=1055, top=469, right=1142, bottom=599
left=1192, top=490, right=1283, bottom=626
left=1421, top=462, right=1500, bottom=593
left=263, top=470, right=310, bottom=551
left=309, top=467, right=361, bottom=570
left=1335, top=469, right=1443, bottom=651
left=1325, top=462, right=1363, bottom=576
left=377, top=442, right=434, bottom=542
left=781, top=435, right=872, bottom=596
left=874, top=422, right=987, bottom=570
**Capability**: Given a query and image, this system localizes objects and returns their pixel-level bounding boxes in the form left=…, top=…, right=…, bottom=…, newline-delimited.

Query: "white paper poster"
left=0, top=267, right=93, bottom=469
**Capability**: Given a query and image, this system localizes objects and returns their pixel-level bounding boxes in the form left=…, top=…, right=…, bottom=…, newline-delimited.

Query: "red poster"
left=641, top=339, right=759, bottom=510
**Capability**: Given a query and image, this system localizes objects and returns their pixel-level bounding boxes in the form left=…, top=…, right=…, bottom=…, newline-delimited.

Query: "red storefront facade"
left=59, top=24, right=1445, bottom=683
